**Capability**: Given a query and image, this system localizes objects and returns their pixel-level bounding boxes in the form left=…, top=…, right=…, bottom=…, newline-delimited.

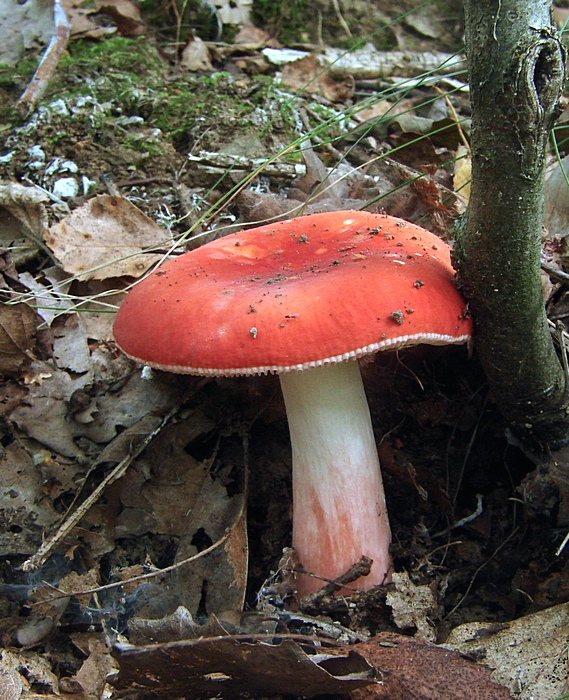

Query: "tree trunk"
left=455, top=0, right=569, bottom=449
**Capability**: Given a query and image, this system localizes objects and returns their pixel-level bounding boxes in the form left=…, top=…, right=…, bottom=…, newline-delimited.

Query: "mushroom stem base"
left=280, top=360, right=392, bottom=596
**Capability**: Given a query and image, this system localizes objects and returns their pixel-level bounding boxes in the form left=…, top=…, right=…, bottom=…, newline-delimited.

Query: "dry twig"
left=298, top=555, right=374, bottom=608
left=31, top=530, right=233, bottom=605
left=21, top=405, right=181, bottom=572
left=16, top=0, right=71, bottom=116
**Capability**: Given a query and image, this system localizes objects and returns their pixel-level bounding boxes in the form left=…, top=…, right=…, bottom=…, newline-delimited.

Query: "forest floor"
left=1, top=1, right=569, bottom=698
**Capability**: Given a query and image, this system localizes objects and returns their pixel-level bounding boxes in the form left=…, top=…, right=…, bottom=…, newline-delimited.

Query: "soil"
left=1, top=1, right=568, bottom=699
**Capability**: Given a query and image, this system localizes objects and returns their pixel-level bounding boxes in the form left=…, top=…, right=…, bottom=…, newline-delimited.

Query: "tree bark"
left=455, top=0, right=569, bottom=449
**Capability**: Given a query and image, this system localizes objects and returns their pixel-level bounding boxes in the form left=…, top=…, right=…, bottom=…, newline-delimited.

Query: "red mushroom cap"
left=113, top=211, right=471, bottom=374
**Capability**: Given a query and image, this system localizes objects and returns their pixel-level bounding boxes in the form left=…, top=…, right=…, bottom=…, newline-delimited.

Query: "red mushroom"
left=113, top=211, right=471, bottom=596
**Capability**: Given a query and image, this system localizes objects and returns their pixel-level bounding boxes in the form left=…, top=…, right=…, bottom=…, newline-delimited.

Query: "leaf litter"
left=44, top=194, right=173, bottom=281
left=1, top=1, right=569, bottom=698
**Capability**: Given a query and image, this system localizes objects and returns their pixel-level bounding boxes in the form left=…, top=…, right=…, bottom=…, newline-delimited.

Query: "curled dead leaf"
left=113, top=636, right=375, bottom=697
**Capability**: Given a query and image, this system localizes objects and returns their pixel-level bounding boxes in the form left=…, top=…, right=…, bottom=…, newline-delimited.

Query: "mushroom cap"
left=113, top=211, right=471, bottom=375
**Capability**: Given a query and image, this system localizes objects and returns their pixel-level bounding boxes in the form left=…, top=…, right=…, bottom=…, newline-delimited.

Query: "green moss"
left=0, top=33, right=304, bottom=188
left=54, top=37, right=166, bottom=104
left=65, top=36, right=164, bottom=72
left=0, top=34, right=302, bottom=149
left=0, top=55, right=39, bottom=87
left=0, top=57, right=41, bottom=125
left=43, top=40, right=292, bottom=144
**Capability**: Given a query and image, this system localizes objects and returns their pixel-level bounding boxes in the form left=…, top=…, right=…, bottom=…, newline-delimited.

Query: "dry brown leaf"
left=412, top=169, right=453, bottom=229
left=17, top=571, right=100, bottom=645
left=0, top=182, right=48, bottom=265
left=404, top=5, right=446, bottom=39
left=62, top=0, right=116, bottom=39
left=173, top=443, right=248, bottom=615
left=0, top=182, right=49, bottom=243
left=545, top=154, right=569, bottom=239
left=70, top=633, right=118, bottom=700
left=0, top=665, right=22, bottom=700
left=0, top=302, right=39, bottom=375
left=63, top=0, right=143, bottom=39
left=445, top=602, right=569, bottom=699
left=16, top=590, right=71, bottom=647
left=18, top=267, right=75, bottom=327
left=234, top=24, right=279, bottom=46
left=44, top=194, right=171, bottom=281
left=354, top=98, right=414, bottom=124
left=116, top=412, right=216, bottom=535
left=0, top=435, right=84, bottom=557
left=101, top=409, right=248, bottom=615
left=79, top=410, right=248, bottom=617
left=58, top=570, right=101, bottom=606
left=180, top=36, right=213, bottom=71
left=93, top=0, right=144, bottom=36
left=67, top=278, right=125, bottom=341
left=9, top=358, right=178, bottom=458
left=48, top=314, right=92, bottom=377
left=224, top=508, right=248, bottom=602
left=113, top=637, right=375, bottom=697
left=128, top=605, right=201, bottom=645
left=281, top=55, right=354, bottom=102
left=350, top=632, right=514, bottom=699
left=0, top=0, right=54, bottom=67
left=0, top=650, right=60, bottom=697
left=385, top=571, right=437, bottom=642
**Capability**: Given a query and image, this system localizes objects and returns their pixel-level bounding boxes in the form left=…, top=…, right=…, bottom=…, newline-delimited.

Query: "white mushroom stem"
left=279, top=360, right=392, bottom=596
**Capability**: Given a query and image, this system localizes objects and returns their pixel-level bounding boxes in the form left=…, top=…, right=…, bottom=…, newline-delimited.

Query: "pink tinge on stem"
left=281, top=361, right=392, bottom=596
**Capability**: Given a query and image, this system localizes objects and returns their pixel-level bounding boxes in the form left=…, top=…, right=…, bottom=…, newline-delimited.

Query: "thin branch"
left=21, top=405, right=181, bottom=572
left=31, top=530, right=232, bottom=605
left=298, top=555, right=375, bottom=607
left=331, top=0, right=352, bottom=38
left=17, top=0, right=71, bottom=116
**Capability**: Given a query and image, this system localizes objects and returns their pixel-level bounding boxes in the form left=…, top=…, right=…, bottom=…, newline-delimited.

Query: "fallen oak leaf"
left=385, top=571, right=438, bottom=642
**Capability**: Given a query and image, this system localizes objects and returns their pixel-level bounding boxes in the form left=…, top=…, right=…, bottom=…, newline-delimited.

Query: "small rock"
left=52, top=177, right=79, bottom=199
